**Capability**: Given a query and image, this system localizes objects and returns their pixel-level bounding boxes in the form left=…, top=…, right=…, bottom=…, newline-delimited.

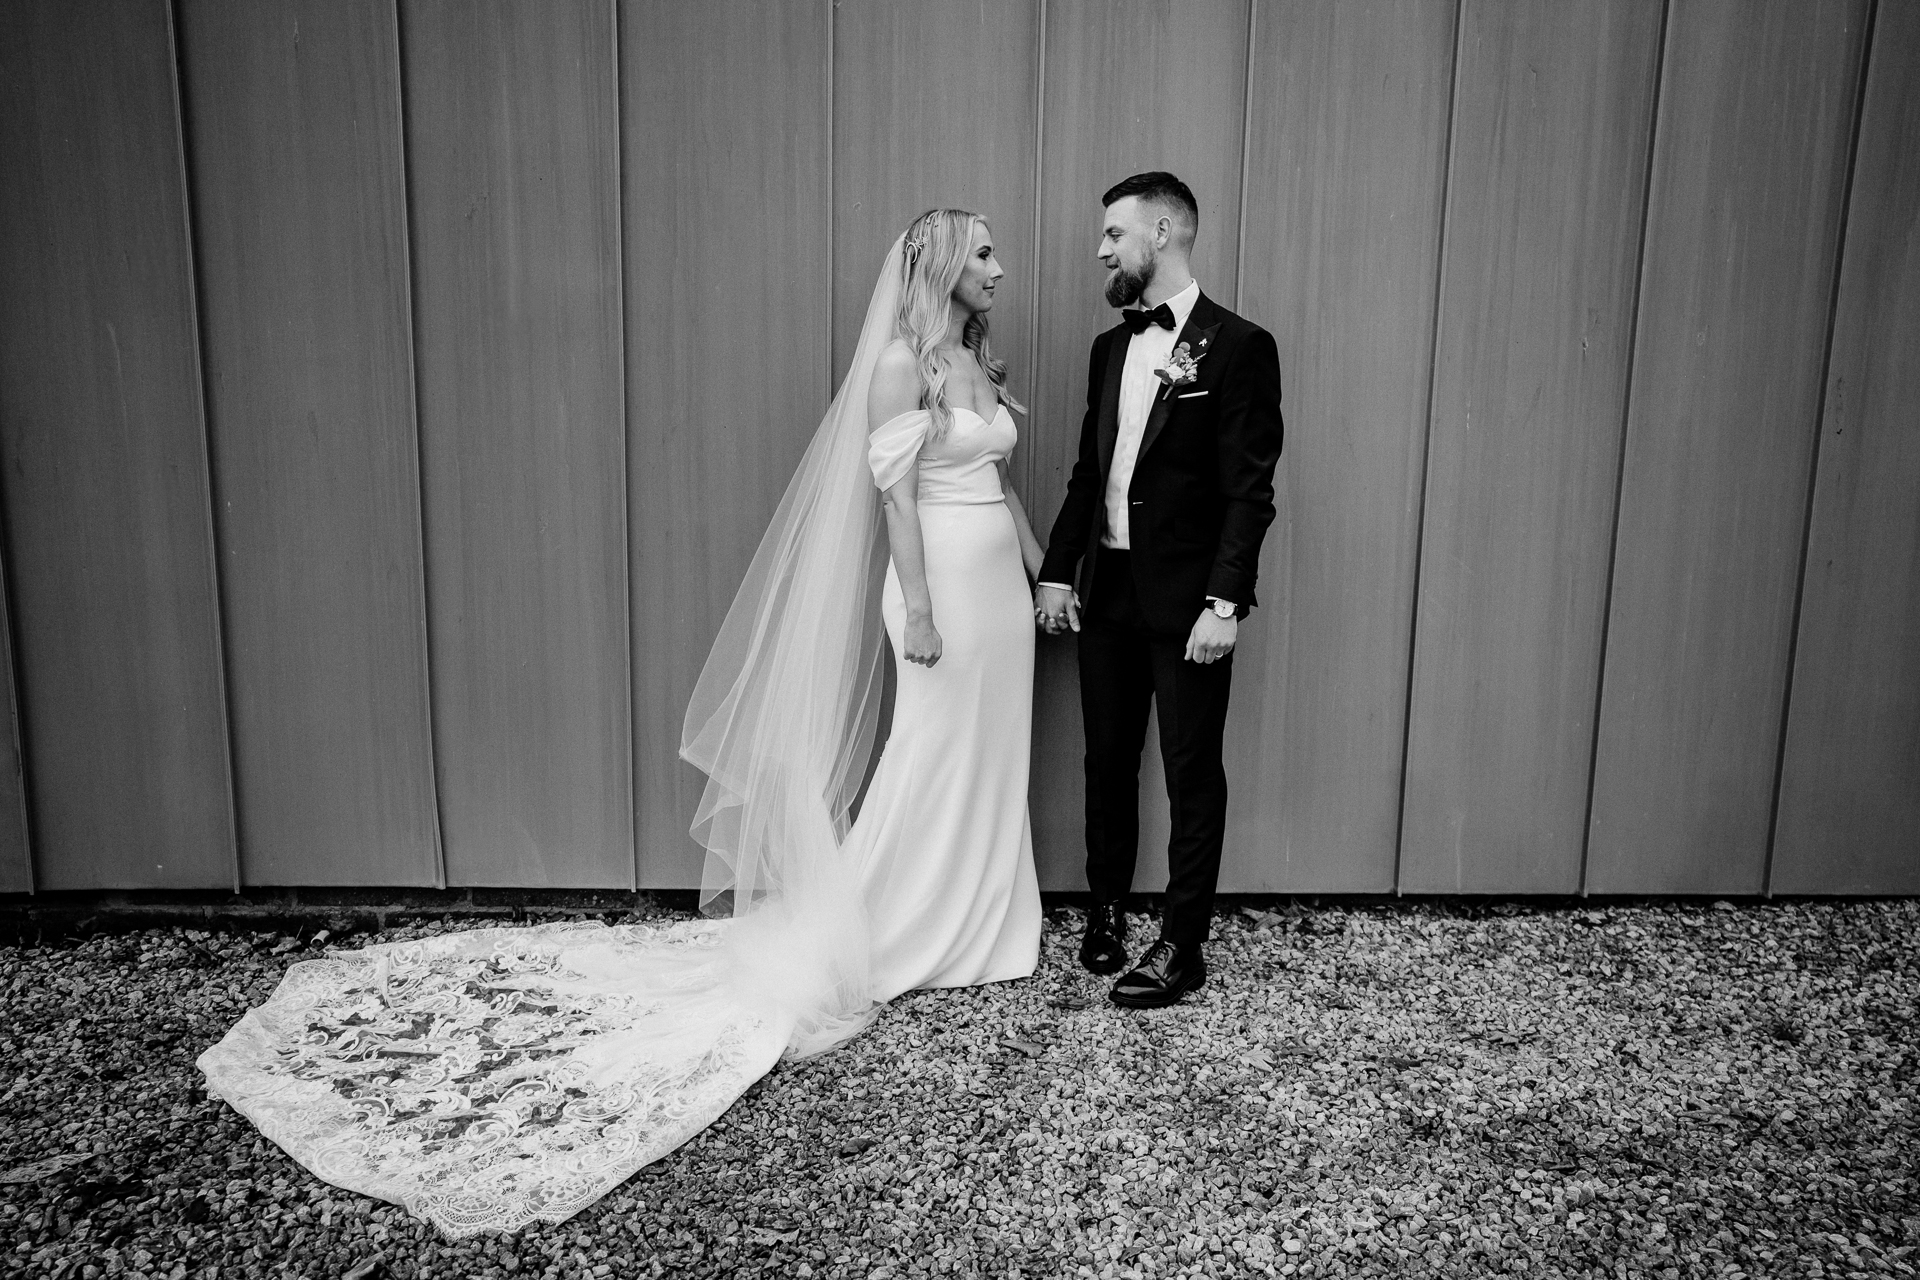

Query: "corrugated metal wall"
left=0, top=0, right=1911, bottom=895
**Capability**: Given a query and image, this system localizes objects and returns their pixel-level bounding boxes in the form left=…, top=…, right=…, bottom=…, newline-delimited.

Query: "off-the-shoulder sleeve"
left=868, top=409, right=931, bottom=492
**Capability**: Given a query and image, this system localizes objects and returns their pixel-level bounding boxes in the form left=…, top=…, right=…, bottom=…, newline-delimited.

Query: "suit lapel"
left=1136, top=291, right=1223, bottom=464
left=1096, top=327, right=1131, bottom=480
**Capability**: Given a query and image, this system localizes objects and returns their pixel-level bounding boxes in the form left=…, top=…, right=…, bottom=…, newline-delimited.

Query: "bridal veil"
left=679, top=232, right=911, bottom=1055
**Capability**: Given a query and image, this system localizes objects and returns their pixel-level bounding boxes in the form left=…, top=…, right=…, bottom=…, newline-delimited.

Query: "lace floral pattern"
left=198, top=922, right=787, bottom=1237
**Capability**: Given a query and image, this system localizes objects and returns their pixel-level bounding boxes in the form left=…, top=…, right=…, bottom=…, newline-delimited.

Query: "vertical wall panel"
left=1399, top=1, right=1663, bottom=893
left=1231, top=0, right=1455, bottom=891
left=0, top=0, right=235, bottom=889
left=180, top=0, right=441, bottom=886
left=832, top=0, right=1040, bottom=405
left=624, top=0, right=831, bottom=888
left=404, top=0, right=632, bottom=887
left=1586, top=0, right=1869, bottom=893
left=1773, top=3, right=1920, bottom=894
left=1028, top=0, right=1251, bottom=890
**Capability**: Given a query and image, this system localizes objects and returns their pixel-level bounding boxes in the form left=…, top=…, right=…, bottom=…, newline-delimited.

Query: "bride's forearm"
left=881, top=489, right=935, bottom=619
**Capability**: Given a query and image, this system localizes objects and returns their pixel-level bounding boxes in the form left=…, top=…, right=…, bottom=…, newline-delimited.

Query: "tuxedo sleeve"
left=1039, top=332, right=1109, bottom=587
left=1207, top=327, right=1284, bottom=608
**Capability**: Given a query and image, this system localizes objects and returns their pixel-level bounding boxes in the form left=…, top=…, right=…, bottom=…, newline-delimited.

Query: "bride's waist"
left=914, top=488, right=1007, bottom=509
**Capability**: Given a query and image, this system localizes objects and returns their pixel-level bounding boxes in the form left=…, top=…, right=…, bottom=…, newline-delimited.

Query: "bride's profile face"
left=950, top=221, right=1004, bottom=317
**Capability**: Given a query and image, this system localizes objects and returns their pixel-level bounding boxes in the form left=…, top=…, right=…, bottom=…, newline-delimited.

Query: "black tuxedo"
left=1040, top=290, right=1284, bottom=948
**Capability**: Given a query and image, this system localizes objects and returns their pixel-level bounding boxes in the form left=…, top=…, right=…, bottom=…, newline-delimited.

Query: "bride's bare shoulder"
left=868, top=341, right=921, bottom=426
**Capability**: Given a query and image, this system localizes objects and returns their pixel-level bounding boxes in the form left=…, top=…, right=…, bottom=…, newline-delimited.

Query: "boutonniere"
left=1154, top=338, right=1207, bottom=397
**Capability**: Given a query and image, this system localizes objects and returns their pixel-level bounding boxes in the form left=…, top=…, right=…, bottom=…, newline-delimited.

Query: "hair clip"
left=905, top=236, right=926, bottom=263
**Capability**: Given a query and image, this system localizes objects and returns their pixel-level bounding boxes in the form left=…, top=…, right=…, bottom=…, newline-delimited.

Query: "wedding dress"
left=859, top=403, right=1041, bottom=998
left=196, top=235, right=1040, bottom=1237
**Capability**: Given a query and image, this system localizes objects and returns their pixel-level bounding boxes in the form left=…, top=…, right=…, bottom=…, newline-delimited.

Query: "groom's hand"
left=1035, top=584, right=1080, bottom=635
left=1185, top=610, right=1236, bottom=664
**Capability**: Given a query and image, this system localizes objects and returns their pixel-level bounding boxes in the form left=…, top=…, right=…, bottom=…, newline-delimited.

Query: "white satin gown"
left=858, top=403, right=1043, bottom=999
left=193, top=403, right=1041, bottom=1238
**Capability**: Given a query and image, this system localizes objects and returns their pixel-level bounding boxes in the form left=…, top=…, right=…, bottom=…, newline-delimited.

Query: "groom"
left=1036, top=172, right=1285, bottom=1009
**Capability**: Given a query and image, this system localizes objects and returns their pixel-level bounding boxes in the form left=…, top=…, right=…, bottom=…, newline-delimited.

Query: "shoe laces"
left=1139, top=938, right=1179, bottom=969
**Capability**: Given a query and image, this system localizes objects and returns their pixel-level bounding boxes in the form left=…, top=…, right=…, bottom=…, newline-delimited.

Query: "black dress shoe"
left=1109, top=939, right=1206, bottom=1009
left=1078, top=902, right=1129, bottom=975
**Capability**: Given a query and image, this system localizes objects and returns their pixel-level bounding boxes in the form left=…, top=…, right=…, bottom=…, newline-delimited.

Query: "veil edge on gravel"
left=677, top=234, right=909, bottom=1058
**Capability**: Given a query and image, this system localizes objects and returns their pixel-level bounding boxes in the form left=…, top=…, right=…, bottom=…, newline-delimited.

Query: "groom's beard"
left=1104, top=255, right=1156, bottom=309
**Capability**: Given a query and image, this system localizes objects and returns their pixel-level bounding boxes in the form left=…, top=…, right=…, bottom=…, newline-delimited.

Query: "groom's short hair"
left=1102, top=172, right=1198, bottom=249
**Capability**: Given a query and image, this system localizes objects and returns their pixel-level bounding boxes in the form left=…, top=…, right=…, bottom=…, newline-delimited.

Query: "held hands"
left=1034, top=584, right=1080, bottom=635
left=903, top=612, right=943, bottom=667
left=1185, top=608, right=1236, bottom=664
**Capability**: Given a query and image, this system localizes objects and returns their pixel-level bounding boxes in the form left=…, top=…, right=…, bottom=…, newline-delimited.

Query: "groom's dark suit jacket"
left=1039, top=290, right=1285, bottom=633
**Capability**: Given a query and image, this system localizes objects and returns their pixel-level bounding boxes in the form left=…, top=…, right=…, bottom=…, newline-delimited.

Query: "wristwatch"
left=1210, top=598, right=1236, bottom=620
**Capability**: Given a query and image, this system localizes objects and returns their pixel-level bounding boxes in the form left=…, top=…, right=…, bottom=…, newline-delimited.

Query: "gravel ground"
left=2, top=899, right=1916, bottom=1280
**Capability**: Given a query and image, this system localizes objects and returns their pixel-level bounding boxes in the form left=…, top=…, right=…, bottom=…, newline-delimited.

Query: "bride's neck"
left=939, top=303, right=975, bottom=353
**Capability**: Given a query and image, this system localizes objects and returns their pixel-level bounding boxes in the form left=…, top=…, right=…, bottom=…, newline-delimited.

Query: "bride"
left=197, top=209, right=1047, bottom=1237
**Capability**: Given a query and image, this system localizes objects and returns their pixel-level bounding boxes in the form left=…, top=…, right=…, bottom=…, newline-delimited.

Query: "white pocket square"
left=1176, top=389, right=1209, bottom=399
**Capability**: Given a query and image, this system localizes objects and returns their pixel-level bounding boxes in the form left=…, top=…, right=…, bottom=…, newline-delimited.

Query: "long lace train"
left=197, top=921, right=788, bottom=1237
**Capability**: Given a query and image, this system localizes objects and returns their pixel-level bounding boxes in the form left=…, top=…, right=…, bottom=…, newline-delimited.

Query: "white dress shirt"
left=1104, top=278, right=1200, bottom=551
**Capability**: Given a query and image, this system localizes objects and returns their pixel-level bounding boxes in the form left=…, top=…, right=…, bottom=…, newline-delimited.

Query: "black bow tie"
left=1122, top=303, right=1177, bottom=334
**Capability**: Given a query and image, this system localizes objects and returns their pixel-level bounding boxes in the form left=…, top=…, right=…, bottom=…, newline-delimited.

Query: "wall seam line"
left=1579, top=0, right=1672, bottom=900
left=1390, top=0, right=1465, bottom=897
left=1025, top=0, right=1047, bottom=502
left=1763, top=0, right=1879, bottom=898
left=610, top=0, right=638, bottom=894
left=0, top=546, right=28, bottom=892
left=1231, top=0, right=1257, bottom=313
left=168, top=0, right=242, bottom=896
left=0, top=307, right=31, bottom=890
left=391, top=0, right=448, bottom=891
left=825, top=0, right=836, bottom=401
left=0, top=476, right=30, bottom=893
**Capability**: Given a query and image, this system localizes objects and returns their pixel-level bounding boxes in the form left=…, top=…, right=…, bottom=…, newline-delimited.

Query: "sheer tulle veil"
left=678, top=234, right=911, bottom=1056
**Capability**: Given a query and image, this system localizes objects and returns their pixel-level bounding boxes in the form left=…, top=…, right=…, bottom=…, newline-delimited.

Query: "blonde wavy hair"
left=897, top=208, right=1025, bottom=440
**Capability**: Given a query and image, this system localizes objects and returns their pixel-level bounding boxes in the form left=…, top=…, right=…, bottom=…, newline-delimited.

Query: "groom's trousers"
left=1078, top=549, right=1233, bottom=951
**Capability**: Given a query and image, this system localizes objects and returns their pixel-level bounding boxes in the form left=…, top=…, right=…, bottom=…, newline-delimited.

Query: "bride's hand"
left=903, top=614, right=943, bottom=667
